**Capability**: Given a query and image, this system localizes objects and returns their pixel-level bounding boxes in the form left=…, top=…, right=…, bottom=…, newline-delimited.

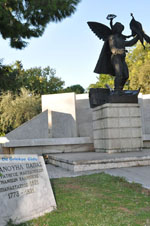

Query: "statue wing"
left=87, top=22, right=112, bottom=41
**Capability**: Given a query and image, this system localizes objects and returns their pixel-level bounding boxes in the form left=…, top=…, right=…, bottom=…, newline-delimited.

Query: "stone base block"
left=93, top=103, right=143, bottom=153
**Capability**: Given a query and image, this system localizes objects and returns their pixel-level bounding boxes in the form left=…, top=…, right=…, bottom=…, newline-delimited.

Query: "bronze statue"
left=88, top=14, right=150, bottom=92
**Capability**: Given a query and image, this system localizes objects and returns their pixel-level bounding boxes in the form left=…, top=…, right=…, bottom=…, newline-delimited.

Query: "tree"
left=88, top=74, right=114, bottom=90
left=0, top=88, right=41, bottom=134
left=126, top=42, right=150, bottom=94
left=0, top=0, right=81, bottom=48
left=23, top=66, right=65, bottom=94
left=63, top=84, right=85, bottom=94
left=0, top=61, right=65, bottom=95
left=0, top=60, right=25, bottom=94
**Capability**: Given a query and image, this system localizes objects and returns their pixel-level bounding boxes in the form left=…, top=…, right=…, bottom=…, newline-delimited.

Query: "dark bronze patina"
left=88, top=14, right=150, bottom=107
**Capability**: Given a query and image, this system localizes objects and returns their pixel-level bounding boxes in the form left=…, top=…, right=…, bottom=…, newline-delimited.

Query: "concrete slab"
left=48, top=150, right=150, bottom=161
left=42, top=93, right=77, bottom=138
left=48, top=150, right=150, bottom=171
left=76, top=94, right=93, bottom=138
left=139, top=94, right=150, bottom=135
left=105, top=166, right=150, bottom=189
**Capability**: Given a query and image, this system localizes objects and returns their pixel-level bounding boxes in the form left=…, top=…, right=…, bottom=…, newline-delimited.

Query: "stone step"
left=47, top=150, right=150, bottom=172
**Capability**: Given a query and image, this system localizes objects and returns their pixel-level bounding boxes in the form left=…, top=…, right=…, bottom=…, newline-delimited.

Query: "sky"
left=0, top=0, right=150, bottom=90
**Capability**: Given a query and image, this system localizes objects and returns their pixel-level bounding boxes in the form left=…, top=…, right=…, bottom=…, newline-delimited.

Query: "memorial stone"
left=0, top=155, right=56, bottom=226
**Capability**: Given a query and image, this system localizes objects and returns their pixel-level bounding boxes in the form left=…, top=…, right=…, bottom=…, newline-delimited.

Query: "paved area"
left=46, top=164, right=150, bottom=189
left=105, top=166, right=150, bottom=189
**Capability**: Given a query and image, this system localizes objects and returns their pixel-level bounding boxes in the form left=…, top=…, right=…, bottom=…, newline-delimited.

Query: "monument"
left=88, top=14, right=150, bottom=107
left=88, top=14, right=150, bottom=153
left=0, top=155, right=56, bottom=225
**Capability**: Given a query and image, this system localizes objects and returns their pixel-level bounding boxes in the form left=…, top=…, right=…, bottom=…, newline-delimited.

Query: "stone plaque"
left=0, top=155, right=56, bottom=226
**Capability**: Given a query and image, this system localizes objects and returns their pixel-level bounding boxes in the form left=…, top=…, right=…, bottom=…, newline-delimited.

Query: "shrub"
left=0, top=88, right=41, bottom=134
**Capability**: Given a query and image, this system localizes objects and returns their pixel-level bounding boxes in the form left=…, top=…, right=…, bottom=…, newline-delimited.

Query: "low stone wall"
left=2, top=137, right=94, bottom=155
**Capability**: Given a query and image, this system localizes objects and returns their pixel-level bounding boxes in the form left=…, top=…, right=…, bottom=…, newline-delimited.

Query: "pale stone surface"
left=42, top=93, right=77, bottom=138
left=138, top=94, right=150, bottom=135
left=93, top=103, right=143, bottom=153
left=2, top=137, right=94, bottom=155
left=13, top=144, right=94, bottom=155
left=3, top=137, right=93, bottom=147
left=0, top=156, right=56, bottom=226
left=76, top=94, right=93, bottom=138
left=6, top=111, right=49, bottom=140
left=48, top=150, right=150, bottom=172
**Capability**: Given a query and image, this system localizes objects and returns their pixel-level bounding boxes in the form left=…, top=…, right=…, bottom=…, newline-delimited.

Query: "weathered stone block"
left=121, top=138, right=132, bottom=148
left=131, top=117, right=142, bottom=127
left=131, top=138, right=143, bottom=148
left=93, top=129, right=105, bottom=139
left=119, top=128, right=132, bottom=138
left=107, top=118, right=119, bottom=128
left=105, top=107, right=119, bottom=118
left=94, top=139, right=105, bottom=150
left=76, top=94, right=93, bottom=138
left=131, top=128, right=142, bottom=138
left=106, top=139, right=121, bottom=150
left=119, top=118, right=131, bottom=127
left=92, top=103, right=143, bottom=153
left=129, top=107, right=141, bottom=117
left=119, top=108, right=129, bottom=117
left=106, top=128, right=120, bottom=139
left=92, top=110, right=101, bottom=121
left=42, top=93, right=77, bottom=138
left=93, top=119, right=107, bottom=130
left=0, top=156, right=56, bottom=226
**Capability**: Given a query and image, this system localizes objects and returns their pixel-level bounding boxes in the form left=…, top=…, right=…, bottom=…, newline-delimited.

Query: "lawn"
left=8, top=173, right=150, bottom=226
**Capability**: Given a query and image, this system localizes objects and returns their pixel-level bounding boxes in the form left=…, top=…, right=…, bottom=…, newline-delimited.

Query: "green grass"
left=9, top=173, right=150, bottom=226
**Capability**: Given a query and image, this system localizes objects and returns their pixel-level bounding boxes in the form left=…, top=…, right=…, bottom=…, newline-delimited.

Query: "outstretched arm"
left=125, top=35, right=139, bottom=47
left=110, top=18, right=113, bottom=29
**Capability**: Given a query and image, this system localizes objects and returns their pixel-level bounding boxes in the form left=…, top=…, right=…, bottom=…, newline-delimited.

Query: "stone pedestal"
left=93, top=103, right=143, bottom=153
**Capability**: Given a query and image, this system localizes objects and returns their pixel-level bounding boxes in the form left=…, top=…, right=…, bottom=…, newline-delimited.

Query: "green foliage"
left=23, top=66, right=65, bottom=95
left=14, top=173, right=150, bottom=226
left=0, top=132, right=5, bottom=136
left=126, top=42, right=150, bottom=94
left=0, top=88, right=41, bottom=134
left=0, top=0, right=81, bottom=48
left=0, top=61, right=65, bottom=95
left=63, top=84, right=85, bottom=94
left=89, top=74, right=114, bottom=90
left=5, top=219, right=15, bottom=226
left=0, top=60, right=24, bottom=94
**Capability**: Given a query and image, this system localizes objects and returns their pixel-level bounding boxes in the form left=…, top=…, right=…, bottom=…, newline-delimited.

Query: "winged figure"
left=88, top=15, right=139, bottom=91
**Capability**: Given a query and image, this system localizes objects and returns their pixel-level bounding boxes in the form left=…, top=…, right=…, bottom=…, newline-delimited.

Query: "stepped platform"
left=48, top=150, right=150, bottom=172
